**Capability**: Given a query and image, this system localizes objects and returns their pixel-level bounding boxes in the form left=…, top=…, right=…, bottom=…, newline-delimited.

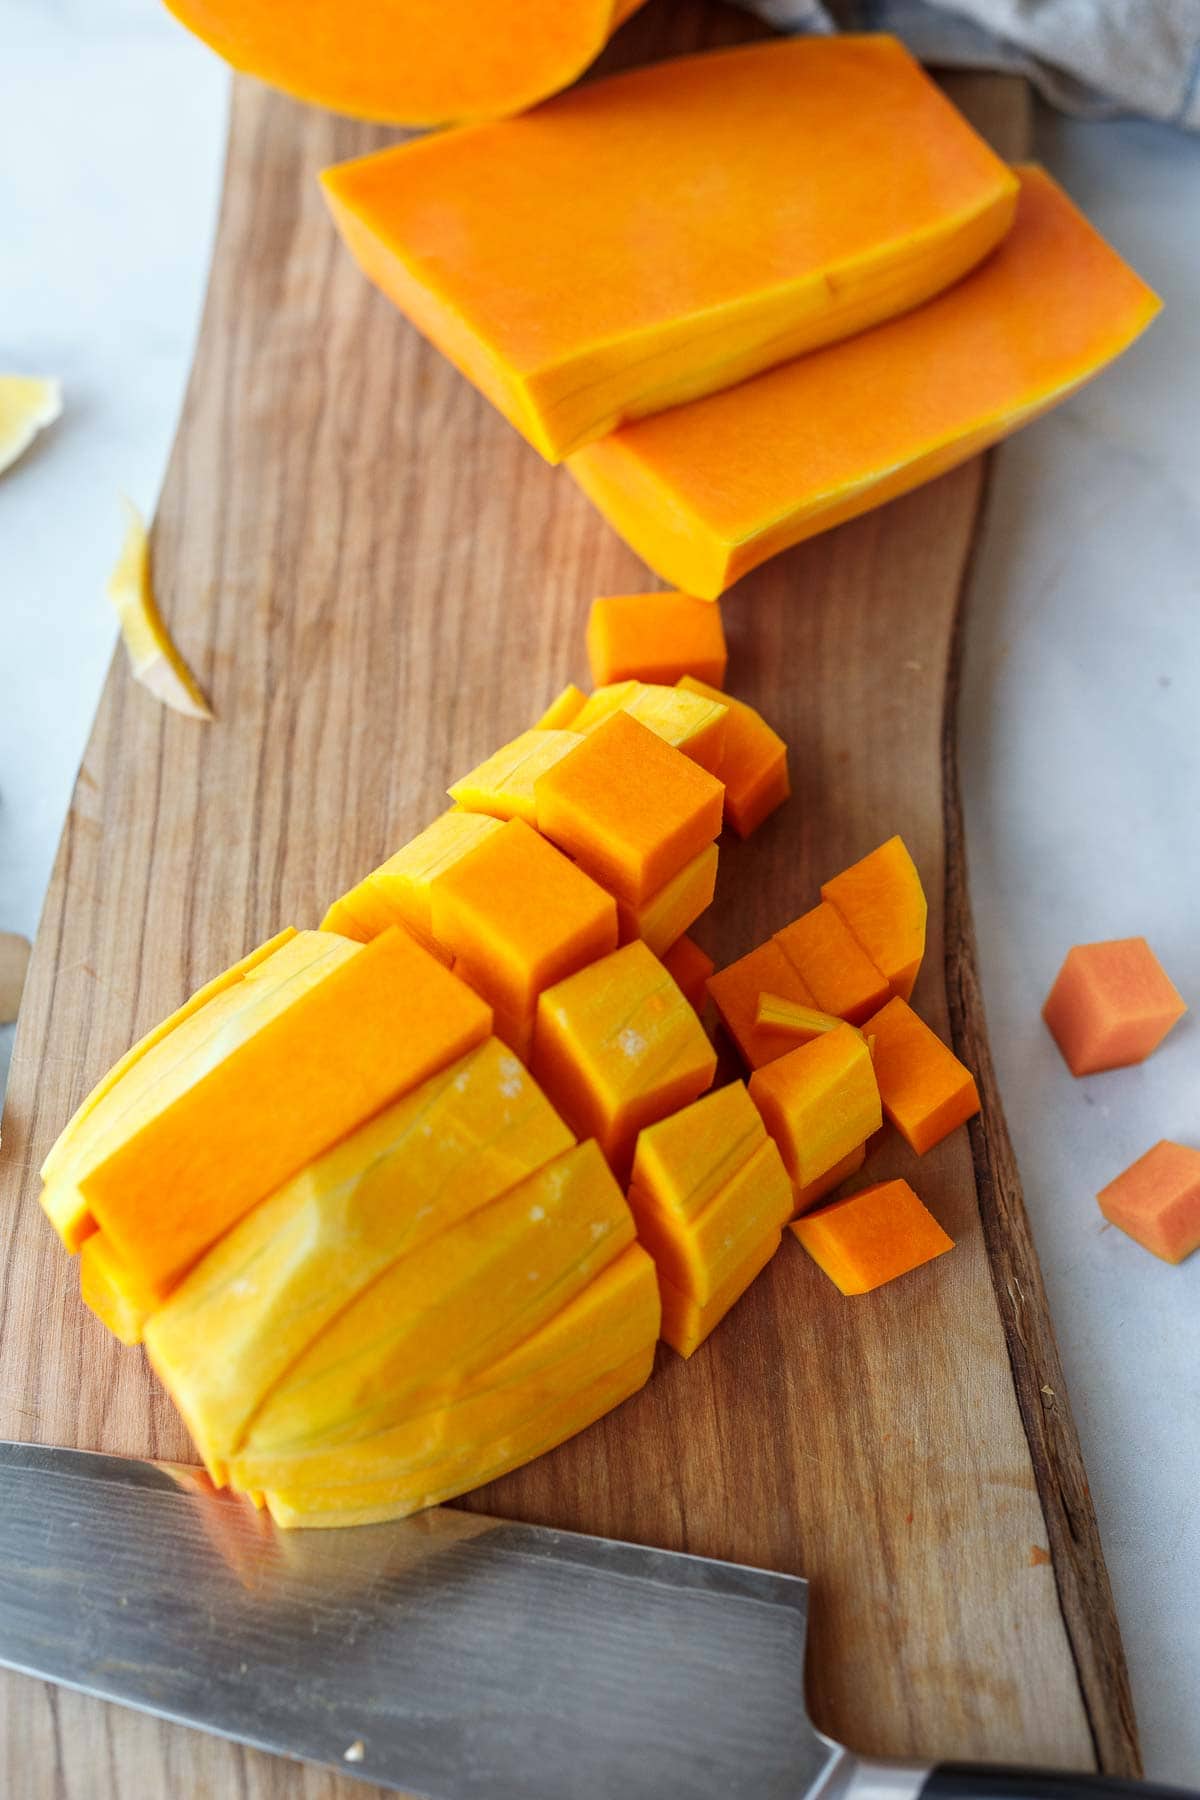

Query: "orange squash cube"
left=321, top=810, right=503, bottom=950
left=587, top=592, right=727, bottom=689
left=864, top=997, right=980, bottom=1154
left=450, top=728, right=582, bottom=825
left=430, top=817, right=617, bottom=1022
left=1097, top=1141, right=1200, bottom=1264
left=534, top=684, right=587, bottom=730
left=821, top=835, right=927, bottom=1001
left=1043, top=937, right=1187, bottom=1076
left=64, top=928, right=493, bottom=1302
left=532, top=940, right=716, bottom=1178
left=707, top=939, right=816, bottom=1071
left=616, top=842, right=718, bottom=958
left=774, top=901, right=890, bottom=1025
left=571, top=681, right=728, bottom=774
left=677, top=676, right=789, bottom=839
left=792, top=1177, right=953, bottom=1294
left=631, top=1080, right=769, bottom=1222
left=749, top=1023, right=880, bottom=1190
left=791, top=1143, right=867, bottom=1218
left=658, top=1231, right=781, bottom=1359
left=535, top=711, right=724, bottom=905
left=662, top=934, right=713, bottom=1013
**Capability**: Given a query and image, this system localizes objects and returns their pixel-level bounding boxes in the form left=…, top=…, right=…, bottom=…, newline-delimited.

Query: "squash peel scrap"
left=0, top=375, right=61, bottom=474
left=107, top=499, right=212, bottom=720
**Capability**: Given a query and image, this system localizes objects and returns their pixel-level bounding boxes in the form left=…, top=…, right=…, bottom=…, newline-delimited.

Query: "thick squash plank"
left=164, top=0, right=646, bottom=126
left=322, top=37, right=1017, bottom=459
left=568, top=165, right=1161, bottom=595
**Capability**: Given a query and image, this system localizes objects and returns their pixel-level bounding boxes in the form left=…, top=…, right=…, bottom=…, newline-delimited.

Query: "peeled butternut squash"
left=321, top=37, right=1018, bottom=460
left=569, top=167, right=1161, bottom=596
left=162, top=0, right=646, bottom=127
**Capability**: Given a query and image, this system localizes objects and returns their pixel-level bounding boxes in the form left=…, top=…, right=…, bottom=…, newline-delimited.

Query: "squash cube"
left=864, top=996, right=980, bottom=1154
left=145, top=1037, right=574, bottom=1470
left=630, top=1133, right=791, bottom=1304
left=749, top=1024, right=880, bottom=1190
left=571, top=681, right=728, bottom=774
left=535, top=711, right=723, bottom=905
left=1097, top=1141, right=1200, bottom=1265
left=821, top=835, right=927, bottom=1001
left=662, top=934, right=713, bottom=1013
left=791, top=1177, right=953, bottom=1295
left=658, top=1230, right=781, bottom=1359
left=450, top=728, right=582, bottom=825
left=534, top=684, right=587, bottom=731
left=774, top=901, right=890, bottom=1025
left=707, top=939, right=816, bottom=1071
left=677, top=677, right=789, bottom=838
left=631, top=1080, right=768, bottom=1222
left=1043, top=937, right=1187, bottom=1077
left=51, top=927, right=492, bottom=1303
left=792, top=1143, right=867, bottom=1218
left=533, top=940, right=716, bottom=1177
left=321, top=810, right=503, bottom=948
left=616, top=842, right=718, bottom=958
left=430, top=817, right=617, bottom=1021
left=587, top=592, right=727, bottom=690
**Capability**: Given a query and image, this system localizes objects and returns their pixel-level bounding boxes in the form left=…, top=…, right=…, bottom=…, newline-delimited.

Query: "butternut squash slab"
left=321, top=37, right=1018, bottom=460
left=569, top=166, right=1161, bottom=595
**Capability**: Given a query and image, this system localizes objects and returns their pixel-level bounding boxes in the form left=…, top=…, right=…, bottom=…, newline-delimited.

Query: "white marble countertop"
left=1, top=1, right=1197, bottom=1782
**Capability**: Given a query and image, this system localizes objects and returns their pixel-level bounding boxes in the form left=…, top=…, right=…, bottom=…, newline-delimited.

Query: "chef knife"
left=0, top=1442, right=1189, bottom=1800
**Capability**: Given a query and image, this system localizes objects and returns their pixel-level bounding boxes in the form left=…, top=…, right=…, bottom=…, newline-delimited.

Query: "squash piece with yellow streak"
left=321, top=810, right=503, bottom=950
left=0, top=375, right=61, bottom=474
left=107, top=499, right=212, bottom=719
left=571, top=682, right=727, bottom=775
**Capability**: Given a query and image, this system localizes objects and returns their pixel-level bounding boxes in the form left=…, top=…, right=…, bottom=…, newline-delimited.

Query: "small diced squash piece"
left=587, top=592, right=727, bottom=689
left=237, top=1139, right=634, bottom=1459
left=534, top=684, right=587, bottom=730
left=430, top=817, right=617, bottom=1020
left=707, top=939, right=816, bottom=1071
left=144, top=1038, right=573, bottom=1474
left=567, top=169, right=1160, bottom=598
left=535, top=712, right=723, bottom=906
left=1042, top=937, right=1187, bottom=1077
left=631, top=1080, right=767, bottom=1222
left=792, top=1143, right=866, bottom=1217
left=79, top=1233, right=160, bottom=1347
left=791, top=1177, right=953, bottom=1294
left=0, top=373, right=61, bottom=475
left=864, top=996, right=980, bottom=1154
left=821, top=835, right=927, bottom=1001
left=1097, top=1141, right=1200, bottom=1265
left=630, top=1137, right=791, bottom=1305
left=662, top=934, right=713, bottom=1013
left=616, top=842, right=718, bottom=958
left=572, top=681, right=728, bottom=774
left=321, top=811, right=503, bottom=948
left=749, top=1024, right=880, bottom=1189
left=659, top=1230, right=781, bottom=1359
left=677, top=677, right=789, bottom=838
left=755, top=994, right=854, bottom=1043
left=533, top=940, right=716, bottom=1177
left=321, top=37, right=1018, bottom=461
left=450, top=729, right=582, bottom=824
left=774, top=902, right=890, bottom=1025
left=54, top=928, right=492, bottom=1302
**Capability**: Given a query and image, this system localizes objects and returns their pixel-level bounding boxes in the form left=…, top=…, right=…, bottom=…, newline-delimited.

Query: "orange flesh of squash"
left=658, top=1231, right=781, bottom=1360
left=749, top=1025, right=881, bottom=1191
left=321, top=36, right=1018, bottom=460
left=707, top=940, right=816, bottom=1072
left=821, top=836, right=927, bottom=1002
left=587, top=593, right=727, bottom=689
left=568, top=166, right=1161, bottom=597
left=791, top=1178, right=953, bottom=1295
left=863, top=997, right=981, bottom=1155
left=321, top=810, right=503, bottom=950
left=1097, top=1141, right=1200, bottom=1265
left=774, top=902, right=891, bottom=1027
left=164, top=0, right=646, bottom=127
left=677, top=677, right=790, bottom=839
left=615, top=843, right=718, bottom=959
left=1042, top=937, right=1187, bottom=1076
left=791, top=1144, right=867, bottom=1219
left=631, top=1081, right=768, bottom=1224
left=661, top=934, right=713, bottom=1014
left=629, top=1138, right=792, bottom=1307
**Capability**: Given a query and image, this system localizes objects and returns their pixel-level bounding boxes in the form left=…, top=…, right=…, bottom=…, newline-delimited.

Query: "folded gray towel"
left=738, top=0, right=1200, bottom=127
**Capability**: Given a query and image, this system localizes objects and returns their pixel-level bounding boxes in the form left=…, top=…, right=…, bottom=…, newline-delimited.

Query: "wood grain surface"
left=0, top=7, right=1138, bottom=1794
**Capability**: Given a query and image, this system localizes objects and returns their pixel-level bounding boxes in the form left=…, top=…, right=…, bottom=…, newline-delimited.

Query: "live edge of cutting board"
left=0, top=10, right=1138, bottom=1795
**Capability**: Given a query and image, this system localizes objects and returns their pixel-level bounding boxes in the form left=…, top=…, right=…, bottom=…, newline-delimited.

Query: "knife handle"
left=918, top=1764, right=1197, bottom=1800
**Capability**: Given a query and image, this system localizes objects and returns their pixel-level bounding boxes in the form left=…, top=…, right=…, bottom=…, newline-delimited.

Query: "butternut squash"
left=1043, top=937, right=1186, bottom=1076
left=321, top=37, right=1018, bottom=460
left=163, top=0, right=646, bottom=127
left=568, top=167, right=1161, bottom=596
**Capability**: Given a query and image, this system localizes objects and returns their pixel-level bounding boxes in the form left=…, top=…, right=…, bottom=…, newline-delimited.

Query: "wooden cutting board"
left=0, top=8, right=1139, bottom=1794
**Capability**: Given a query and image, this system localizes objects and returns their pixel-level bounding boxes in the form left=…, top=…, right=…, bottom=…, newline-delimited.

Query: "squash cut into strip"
left=568, top=167, right=1161, bottom=596
left=322, top=36, right=1018, bottom=460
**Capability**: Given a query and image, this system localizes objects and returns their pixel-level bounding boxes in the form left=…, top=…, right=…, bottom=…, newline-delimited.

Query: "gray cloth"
left=738, top=0, right=1200, bottom=127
